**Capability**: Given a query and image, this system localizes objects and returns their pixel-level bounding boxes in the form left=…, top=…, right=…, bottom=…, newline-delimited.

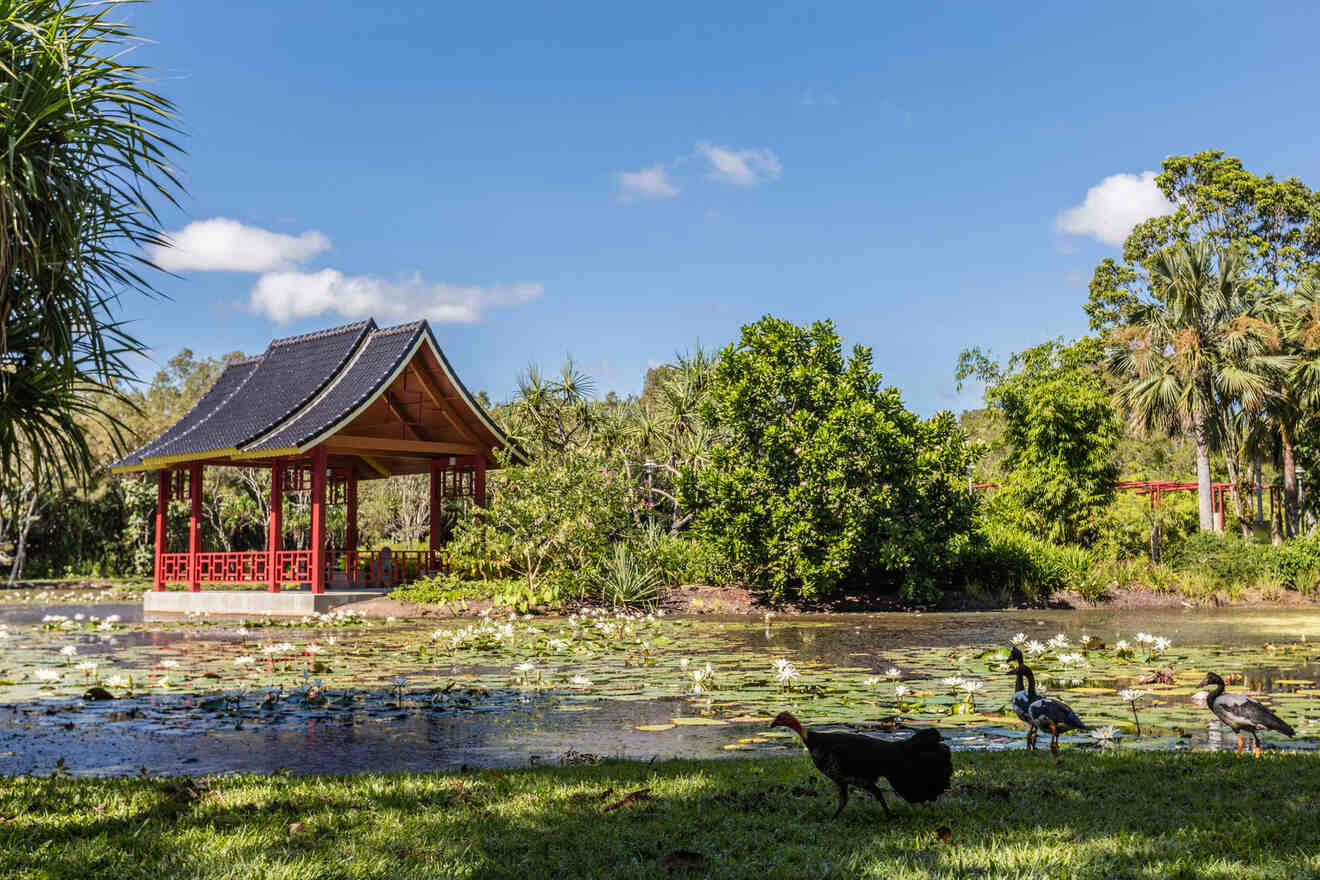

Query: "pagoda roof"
left=111, top=319, right=523, bottom=474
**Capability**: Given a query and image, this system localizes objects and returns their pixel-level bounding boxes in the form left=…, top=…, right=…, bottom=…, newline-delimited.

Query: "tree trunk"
left=1221, top=450, right=1252, bottom=537
left=1281, top=425, right=1299, bottom=538
left=1271, top=489, right=1284, bottom=546
left=7, top=491, right=39, bottom=586
left=1149, top=519, right=1162, bottom=564
left=1192, top=414, right=1215, bottom=532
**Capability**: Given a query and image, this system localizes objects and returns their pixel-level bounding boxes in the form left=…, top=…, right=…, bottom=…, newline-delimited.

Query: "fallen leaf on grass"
left=603, top=788, right=652, bottom=812
left=659, top=849, right=707, bottom=871
left=936, top=826, right=952, bottom=842
left=289, top=822, right=306, bottom=834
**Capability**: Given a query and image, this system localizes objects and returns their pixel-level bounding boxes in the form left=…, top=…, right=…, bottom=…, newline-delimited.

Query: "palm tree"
left=1261, top=279, right=1320, bottom=536
left=1108, top=242, right=1257, bottom=532
left=1, top=0, right=181, bottom=485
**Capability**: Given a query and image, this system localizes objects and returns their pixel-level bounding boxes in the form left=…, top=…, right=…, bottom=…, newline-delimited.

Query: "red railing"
left=326, top=549, right=442, bottom=586
left=155, top=548, right=435, bottom=587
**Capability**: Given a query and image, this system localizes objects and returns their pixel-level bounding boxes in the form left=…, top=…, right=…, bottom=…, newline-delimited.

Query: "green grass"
left=3, top=751, right=1318, bottom=879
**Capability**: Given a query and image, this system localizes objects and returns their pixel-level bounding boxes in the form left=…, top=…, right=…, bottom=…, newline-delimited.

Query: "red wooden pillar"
left=188, top=461, right=203, bottom=592
left=153, top=470, right=169, bottom=591
left=346, top=467, right=359, bottom=582
left=310, top=445, right=327, bottom=594
left=268, top=459, right=283, bottom=593
left=429, top=460, right=442, bottom=553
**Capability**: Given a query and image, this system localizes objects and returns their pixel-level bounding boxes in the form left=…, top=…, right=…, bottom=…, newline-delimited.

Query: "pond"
left=0, top=604, right=1317, bottom=776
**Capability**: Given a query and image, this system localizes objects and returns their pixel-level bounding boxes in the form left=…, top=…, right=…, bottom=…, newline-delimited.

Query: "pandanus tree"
left=1107, top=242, right=1259, bottom=532
left=1, top=0, right=182, bottom=485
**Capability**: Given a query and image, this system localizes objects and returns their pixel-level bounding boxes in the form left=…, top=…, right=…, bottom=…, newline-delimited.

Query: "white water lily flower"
left=262, top=642, right=295, bottom=656
left=233, top=656, right=256, bottom=666
left=105, top=615, right=121, bottom=624
left=305, top=644, right=324, bottom=655
left=895, top=684, right=911, bottom=698
left=104, top=674, right=130, bottom=688
left=1135, top=632, right=1154, bottom=644
left=1115, top=640, right=1130, bottom=651
left=1152, top=636, right=1172, bottom=652
left=76, top=661, right=98, bottom=674
left=885, top=667, right=901, bottom=677
left=60, top=646, right=77, bottom=657
left=156, top=676, right=172, bottom=687
left=1058, top=652, right=1086, bottom=666
left=159, top=659, right=180, bottom=668
left=942, top=676, right=965, bottom=688
left=1091, top=725, right=1117, bottom=743
left=570, top=674, right=593, bottom=687
left=1047, top=634, right=1069, bottom=649
left=1024, top=640, right=1047, bottom=656
left=1010, top=632, right=1028, bottom=645
left=34, top=669, right=61, bottom=683
left=679, top=658, right=690, bottom=669
left=960, top=680, right=984, bottom=694
left=514, top=662, right=536, bottom=673
left=1119, top=689, right=1145, bottom=702
left=864, top=676, right=881, bottom=687
left=775, top=661, right=801, bottom=685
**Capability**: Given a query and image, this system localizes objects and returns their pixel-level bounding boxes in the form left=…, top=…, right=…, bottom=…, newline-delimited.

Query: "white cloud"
left=150, top=218, right=330, bottom=272
left=1055, top=171, right=1176, bottom=246
left=249, top=270, right=544, bottom=325
left=695, top=141, right=783, bottom=187
left=617, top=163, right=679, bottom=201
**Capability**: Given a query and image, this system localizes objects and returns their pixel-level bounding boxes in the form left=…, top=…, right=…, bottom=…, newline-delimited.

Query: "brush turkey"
left=770, top=711, right=952, bottom=819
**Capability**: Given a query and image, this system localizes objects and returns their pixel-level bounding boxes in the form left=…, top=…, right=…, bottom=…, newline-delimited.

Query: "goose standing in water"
left=1197, top=672, right=1294, bottom=758
left=1007, top=647, right=1038, bottom=749
left=1007, top=648, right=1088, bottom=756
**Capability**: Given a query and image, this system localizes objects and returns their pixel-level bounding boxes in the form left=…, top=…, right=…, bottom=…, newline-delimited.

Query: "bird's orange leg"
left=1234, top=731, right=1243, bottom=756
left=1252, top=732, right=1262, bottom=759
left=1050, top=723, right=1060, bottom=758
left=1026, top=727, right=1037, bottom=750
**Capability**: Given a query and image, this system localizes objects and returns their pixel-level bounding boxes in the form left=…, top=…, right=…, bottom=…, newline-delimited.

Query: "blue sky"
left=119, top=1, right=1320, bottom=413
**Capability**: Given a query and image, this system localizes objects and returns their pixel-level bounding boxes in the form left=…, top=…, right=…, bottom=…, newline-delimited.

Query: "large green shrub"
left=960, top=338, right=1120, bottom=545
left=681, top=316, right=977, bottom=602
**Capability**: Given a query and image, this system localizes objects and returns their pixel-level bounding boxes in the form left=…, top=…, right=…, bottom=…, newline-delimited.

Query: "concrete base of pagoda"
left=143, top=588, right=388, bottom=618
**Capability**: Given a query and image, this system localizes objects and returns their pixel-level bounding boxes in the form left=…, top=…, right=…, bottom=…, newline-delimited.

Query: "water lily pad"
left=634, top=723, right=675, bottom=732
left=670, top=717, right=728, bottom=726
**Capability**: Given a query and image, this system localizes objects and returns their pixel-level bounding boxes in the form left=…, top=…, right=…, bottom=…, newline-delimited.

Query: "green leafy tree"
left=1, top=0, right=182, bottom=484
left=958, top=338, right=1119, bottom=545
left=681, top=316, right=976, bottom=602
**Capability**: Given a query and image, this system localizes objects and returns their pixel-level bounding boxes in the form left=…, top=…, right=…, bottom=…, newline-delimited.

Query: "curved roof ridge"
left=269, top=318, right=376, bottom=348
left=244, top=322, right=427, bottom=452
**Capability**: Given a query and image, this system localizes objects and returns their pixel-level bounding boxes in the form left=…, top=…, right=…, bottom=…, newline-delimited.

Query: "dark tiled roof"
left=138, top=320, right=374, bottom=461
left=112, top=317, right=525, bottom=470
left=110, top=356, right=262, bottom=469
left=249, top=322, right=425, bottom=451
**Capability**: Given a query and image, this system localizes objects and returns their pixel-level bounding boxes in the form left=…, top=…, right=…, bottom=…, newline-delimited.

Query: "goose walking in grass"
left=1006, top=647, right=1039, bottom=749
left=1197, top=672, right=1295, bottom=758
left=1007, top=647, right=1087, bottom=756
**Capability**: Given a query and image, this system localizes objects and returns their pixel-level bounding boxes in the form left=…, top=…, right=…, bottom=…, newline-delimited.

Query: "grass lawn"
left=1, top=750, right=1317, bottom=879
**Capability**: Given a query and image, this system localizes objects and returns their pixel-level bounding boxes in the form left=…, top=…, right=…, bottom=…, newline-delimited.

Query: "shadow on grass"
left=2, top=751, right=1319, bottom=878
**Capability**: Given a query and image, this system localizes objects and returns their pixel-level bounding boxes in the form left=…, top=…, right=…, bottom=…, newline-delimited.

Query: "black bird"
left=1005, top=648, right=1088, bottom=755
left=1197, top=672, right=1295, bottom=758
left=770, top=711, right=952, bottom=819
left=1007, top=646, right=1038, bottom=749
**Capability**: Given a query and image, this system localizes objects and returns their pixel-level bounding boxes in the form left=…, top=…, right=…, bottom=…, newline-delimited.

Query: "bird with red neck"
left=770, top=710, right=952, bottom=819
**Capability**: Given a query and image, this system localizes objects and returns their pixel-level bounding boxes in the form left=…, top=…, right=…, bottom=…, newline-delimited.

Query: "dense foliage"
left=681, top=317, right=976, bottom=601
left=959, top=338, right=1119, bottom=545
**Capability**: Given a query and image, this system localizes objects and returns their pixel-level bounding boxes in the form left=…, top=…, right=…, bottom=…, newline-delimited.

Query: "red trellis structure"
left=974, top=479, right=1282, bottom=527
left=112, top=319, right=525, bottom=594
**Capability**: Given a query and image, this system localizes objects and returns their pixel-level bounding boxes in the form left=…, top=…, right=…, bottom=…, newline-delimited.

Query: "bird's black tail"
left=887, top=728, right=953, bottom=805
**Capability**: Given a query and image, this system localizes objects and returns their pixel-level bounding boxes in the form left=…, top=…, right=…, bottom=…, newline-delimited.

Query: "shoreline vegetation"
left=1, top=752, right=1316, bottom=879
left=4, top=577, right=1320, bottom=618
